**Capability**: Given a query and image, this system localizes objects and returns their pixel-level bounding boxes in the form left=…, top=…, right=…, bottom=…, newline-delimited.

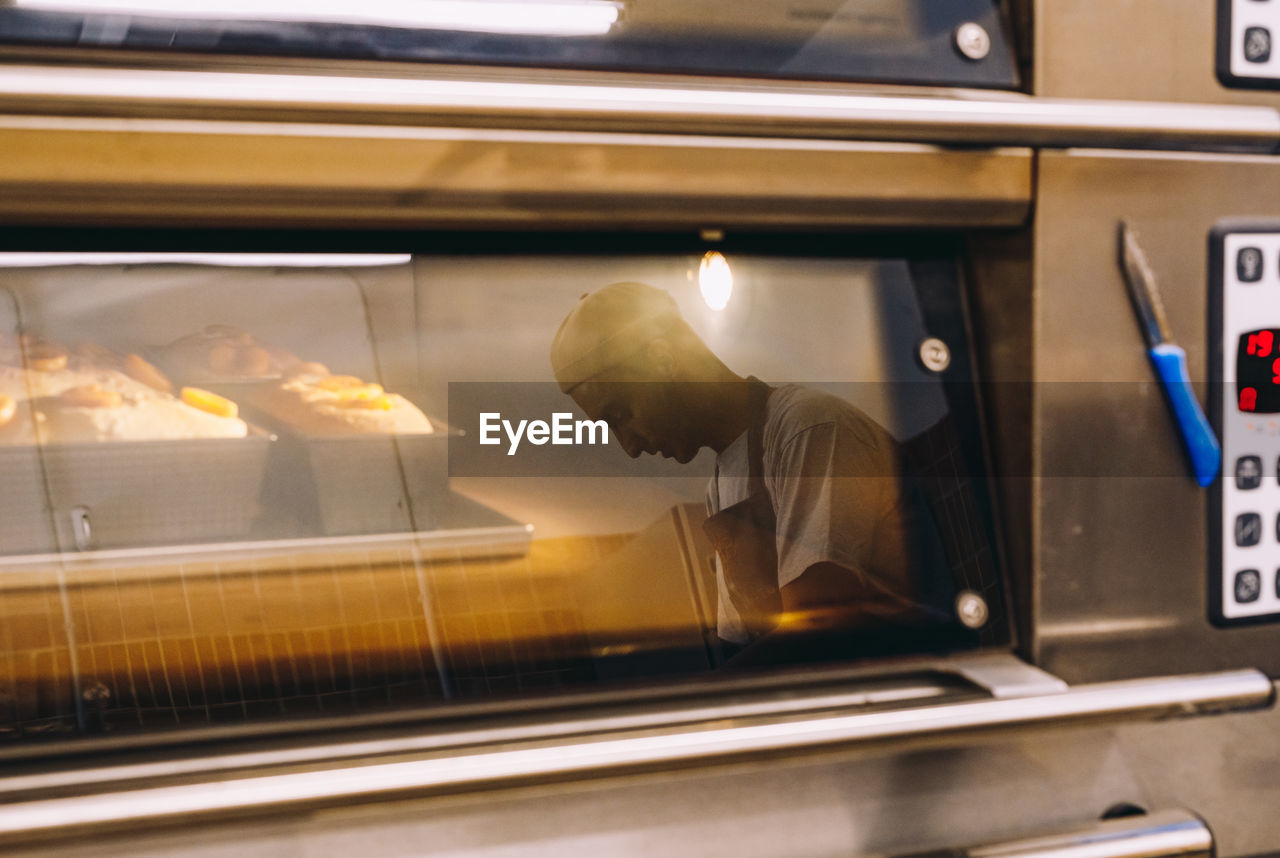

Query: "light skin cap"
left=550, top=281, right=682, bottom=393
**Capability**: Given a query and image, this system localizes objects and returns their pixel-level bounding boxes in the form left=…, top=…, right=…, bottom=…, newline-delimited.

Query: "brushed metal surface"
left=4, top=695, right=1280, bottom=858
left=0, top=676, right=967, bottom=799
left=0, top=116, right=1032, bottom=228
left=1033, top=0, right=1280, bottom=107
left=1031, top=149, right=1280, bottom=682
left=0, top=668, right=1264, bottom=847
left=0, top=656, right=1061, bottom=800
left=0, top=64, right=1274, bottom=152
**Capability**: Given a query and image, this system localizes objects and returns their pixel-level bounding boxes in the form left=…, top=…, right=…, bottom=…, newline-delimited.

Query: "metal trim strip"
left=0, top=669, right=1268, bottom=846
left=0, top=116, right=1034, bottom=228
left=0, top=64, right=1275, bottom=152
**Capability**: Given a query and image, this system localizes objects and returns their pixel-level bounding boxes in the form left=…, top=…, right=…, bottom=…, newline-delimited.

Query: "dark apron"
left=702, top=377, right=781, bottom=645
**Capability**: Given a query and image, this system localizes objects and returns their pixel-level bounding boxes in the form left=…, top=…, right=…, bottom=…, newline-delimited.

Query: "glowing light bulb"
left=699, top=251, right=732, bottom=312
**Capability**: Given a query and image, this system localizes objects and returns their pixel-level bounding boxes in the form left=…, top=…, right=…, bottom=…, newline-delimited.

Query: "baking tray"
left=0, top=433, right=273, bottom=554
left=0, top=501, right=533, bottom=577
left=260, top=428, right=453, bottom=537
left=172, top=378, right=454, bottom=537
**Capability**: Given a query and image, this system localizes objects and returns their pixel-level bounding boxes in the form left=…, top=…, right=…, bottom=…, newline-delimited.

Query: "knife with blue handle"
left=1119, top=222, right=1221, bottom=487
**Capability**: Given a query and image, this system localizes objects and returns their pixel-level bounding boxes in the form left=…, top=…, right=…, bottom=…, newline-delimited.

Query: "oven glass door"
left=0, top=232, right=1004, bottom=739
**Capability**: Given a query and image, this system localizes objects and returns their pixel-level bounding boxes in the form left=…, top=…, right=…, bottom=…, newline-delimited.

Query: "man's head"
left=550, top=282, right=721, bottom=463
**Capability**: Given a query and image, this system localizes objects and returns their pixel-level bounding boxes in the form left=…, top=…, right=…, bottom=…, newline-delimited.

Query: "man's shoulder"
left=762, top=384, right=898, bottom=469
left=766, top=384, right=874, bottom=434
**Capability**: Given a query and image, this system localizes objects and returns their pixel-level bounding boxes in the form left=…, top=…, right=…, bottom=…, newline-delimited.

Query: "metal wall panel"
left=1033, top=0, right=1280, bottom=107
left=1031, top=149, right=1280, bottom=682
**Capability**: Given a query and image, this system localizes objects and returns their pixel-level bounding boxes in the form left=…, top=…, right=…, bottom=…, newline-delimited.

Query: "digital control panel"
left=1211, top=224, right=1280, bottom=624
left=1218, top=0, right=1280, bottom=88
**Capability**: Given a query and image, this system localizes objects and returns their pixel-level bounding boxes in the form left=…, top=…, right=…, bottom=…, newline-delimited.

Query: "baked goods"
left=180, top=387, right=239, bottom=419
left=251, top=366, right=434, bottom=437
left=122, top=352, right=175, bottom=394
left=153, top=325, right=300, bottom=383
left=0, top=336, right=249, bottom=444
left=152, top=324, right=433, bottom=437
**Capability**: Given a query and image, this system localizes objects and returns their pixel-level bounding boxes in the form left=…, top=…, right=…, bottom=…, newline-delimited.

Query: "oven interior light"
left=9, top=0, right=622, bottom=37
left=699, top=251, right=733, bottom=312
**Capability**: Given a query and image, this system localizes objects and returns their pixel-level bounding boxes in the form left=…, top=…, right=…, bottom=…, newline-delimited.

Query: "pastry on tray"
left=250, top=365, right=434, bottom=437
left=0, top=335, right=249, bottom=444
left=152, top=324, right=301, bottom=383
left=153, top=324, right=433, bottom=437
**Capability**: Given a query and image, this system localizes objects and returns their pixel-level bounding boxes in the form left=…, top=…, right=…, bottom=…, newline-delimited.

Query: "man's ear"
left=644, top=338, right=676, bottom=379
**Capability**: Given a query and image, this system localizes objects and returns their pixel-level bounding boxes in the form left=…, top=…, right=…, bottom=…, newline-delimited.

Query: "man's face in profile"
left=570, top=377, right=702, bottom=464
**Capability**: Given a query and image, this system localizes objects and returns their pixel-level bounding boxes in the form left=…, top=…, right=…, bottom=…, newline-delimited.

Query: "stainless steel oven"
left=0, top=1, right=1277, bottom=856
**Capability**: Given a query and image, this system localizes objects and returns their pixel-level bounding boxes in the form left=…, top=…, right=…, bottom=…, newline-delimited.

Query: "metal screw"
left=917, top=337, right=951, bottom=373
left=954, top=22, right=991, bottom=61
left=955, top=591, right=989, bottom=629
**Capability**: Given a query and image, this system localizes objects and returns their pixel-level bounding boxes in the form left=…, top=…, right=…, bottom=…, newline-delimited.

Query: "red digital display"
left=1238, top=328, right=1280, bottom=413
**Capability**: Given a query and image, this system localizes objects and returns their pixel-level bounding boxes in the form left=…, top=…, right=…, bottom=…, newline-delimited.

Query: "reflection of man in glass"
left=551, top=282, right=956, bottom=663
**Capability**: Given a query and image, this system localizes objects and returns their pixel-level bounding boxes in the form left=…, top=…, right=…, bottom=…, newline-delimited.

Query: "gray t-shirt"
left=706, top=384, right=950, bottom=644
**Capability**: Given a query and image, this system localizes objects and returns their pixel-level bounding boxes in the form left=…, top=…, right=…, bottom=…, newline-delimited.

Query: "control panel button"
left=1236, top=513, right=1263, bottom=546
left=1236, top=569, right=1263, bottom=603
left=1238, top=247, right=1265, bottom=282
left=1246, top=27, right=1273, bottom=63
left=1237, top=454, right=1263, bottom=488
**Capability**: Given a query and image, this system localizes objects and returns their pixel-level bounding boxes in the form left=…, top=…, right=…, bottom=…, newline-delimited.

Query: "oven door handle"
left=0, top=669, right=1268, bottom=847
left=896, top=809, right=1212, bottom=858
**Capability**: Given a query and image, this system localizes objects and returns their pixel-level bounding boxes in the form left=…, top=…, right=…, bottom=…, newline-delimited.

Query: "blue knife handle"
left=1149, top=342, right=1222, bottom=487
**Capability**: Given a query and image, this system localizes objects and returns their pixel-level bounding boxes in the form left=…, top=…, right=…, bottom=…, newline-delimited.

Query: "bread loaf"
left=0, top=338, right=249, bottom=444
left=153, top=324, right=300, bottom=383
left=251, top=368, right=434, bottom=437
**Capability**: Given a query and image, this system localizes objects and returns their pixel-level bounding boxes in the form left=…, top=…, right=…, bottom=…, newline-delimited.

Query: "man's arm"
left=779, top=560, right=933, bottom=632
left=721, top=562, right=937, bottom=667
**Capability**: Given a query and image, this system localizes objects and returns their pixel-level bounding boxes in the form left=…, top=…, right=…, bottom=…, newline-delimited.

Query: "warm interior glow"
left=10, top=0, right=622, bottom=37
left=698, top=250, right=733, bottom=311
